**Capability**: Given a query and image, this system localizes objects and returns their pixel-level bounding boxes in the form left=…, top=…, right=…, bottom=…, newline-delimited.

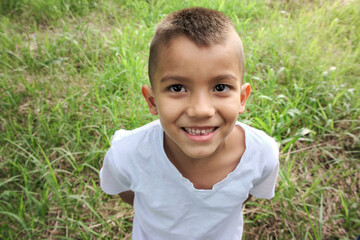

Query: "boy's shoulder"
left=106, top=120, right=163, bottom=166
left=237, top=121, right=279, bottom=153
left=111, top=119, right=161, bottom=146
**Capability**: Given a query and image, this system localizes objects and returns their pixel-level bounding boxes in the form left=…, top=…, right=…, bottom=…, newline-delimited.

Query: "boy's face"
left=142, top=32, right=250, bottom=160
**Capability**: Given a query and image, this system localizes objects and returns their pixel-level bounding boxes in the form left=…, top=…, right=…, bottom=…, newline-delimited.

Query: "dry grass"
left=244, top=130, right=360, bottom=239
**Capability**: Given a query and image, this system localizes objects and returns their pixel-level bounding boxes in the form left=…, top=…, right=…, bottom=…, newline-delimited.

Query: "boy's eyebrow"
left=212, top=74, right=238, bottom=82
left=160, top=74, right=188, bottom=83
left=160, top=74, right=238, bottom=83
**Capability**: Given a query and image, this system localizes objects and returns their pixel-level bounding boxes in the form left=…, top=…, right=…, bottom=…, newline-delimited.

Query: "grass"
left=0, top=0, right=359, bottom=239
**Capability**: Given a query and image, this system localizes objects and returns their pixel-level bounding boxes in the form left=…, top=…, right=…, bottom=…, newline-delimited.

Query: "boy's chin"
left=181, top=146, right=219, bottom=160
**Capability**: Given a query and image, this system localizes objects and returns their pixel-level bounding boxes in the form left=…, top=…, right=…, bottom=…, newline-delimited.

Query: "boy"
left=100, top=7, right=279, bottom=240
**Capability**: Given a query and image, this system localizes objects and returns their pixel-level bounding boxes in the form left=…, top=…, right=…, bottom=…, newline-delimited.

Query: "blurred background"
left=0, top=0, right=359, bottom=239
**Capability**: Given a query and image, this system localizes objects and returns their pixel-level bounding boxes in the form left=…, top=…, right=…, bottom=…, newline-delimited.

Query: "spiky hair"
left=148, top=7, right=242, bottom=85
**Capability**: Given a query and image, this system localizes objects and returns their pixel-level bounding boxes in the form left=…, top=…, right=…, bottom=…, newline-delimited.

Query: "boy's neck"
left=164, top=125, right=246, bottom=189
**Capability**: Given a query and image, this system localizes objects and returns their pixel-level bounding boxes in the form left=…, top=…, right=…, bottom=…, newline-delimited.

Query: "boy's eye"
left=214, top=84, right=229, bottom=92
left=169, top=84, right=186, bottom=92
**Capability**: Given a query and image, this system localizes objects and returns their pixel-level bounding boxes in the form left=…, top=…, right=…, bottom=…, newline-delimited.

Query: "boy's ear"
left=239, top=83, right=251, bottom=114
left=142, top=85, right=158, bottom=115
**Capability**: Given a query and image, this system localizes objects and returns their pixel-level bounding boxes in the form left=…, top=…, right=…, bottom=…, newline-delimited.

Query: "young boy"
left=100, top=7, right=279, bottom=240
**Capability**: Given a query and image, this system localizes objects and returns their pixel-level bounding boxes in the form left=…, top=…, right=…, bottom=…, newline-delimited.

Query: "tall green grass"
left=1, top=0, right=359, bottom=239
left=0, top=0, right=99, bottom=23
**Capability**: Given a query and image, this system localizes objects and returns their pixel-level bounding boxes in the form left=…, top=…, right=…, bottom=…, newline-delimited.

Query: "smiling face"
left=142, top=32, right=250, bottom=162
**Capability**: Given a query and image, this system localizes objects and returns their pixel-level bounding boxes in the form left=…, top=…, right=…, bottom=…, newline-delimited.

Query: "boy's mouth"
left=182, top=127, right=217, bottom=136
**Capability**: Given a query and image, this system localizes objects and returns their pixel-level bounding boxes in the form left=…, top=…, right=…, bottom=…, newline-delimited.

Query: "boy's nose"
left=186, top=93, right=215, bottom=118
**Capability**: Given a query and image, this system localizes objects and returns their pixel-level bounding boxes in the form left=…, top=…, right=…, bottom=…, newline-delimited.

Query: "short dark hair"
left=148, top=7, right=242, bottom=85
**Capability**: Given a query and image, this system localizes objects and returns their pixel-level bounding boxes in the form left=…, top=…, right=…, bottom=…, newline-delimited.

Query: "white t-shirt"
left=100, top=120, right=279, bottom=240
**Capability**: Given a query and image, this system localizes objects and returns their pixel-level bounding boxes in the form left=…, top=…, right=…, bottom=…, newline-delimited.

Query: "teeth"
left=184, top=127, right=215, bottom=136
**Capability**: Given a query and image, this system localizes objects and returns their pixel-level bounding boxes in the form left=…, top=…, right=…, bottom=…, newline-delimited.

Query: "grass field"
left=0, top=0, right=359, bottom=239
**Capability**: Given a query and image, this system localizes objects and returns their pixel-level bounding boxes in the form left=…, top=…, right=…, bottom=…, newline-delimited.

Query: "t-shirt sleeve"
left=100, top=145, right=131, bottom=195
left=249, top=139, right=279, bottom=199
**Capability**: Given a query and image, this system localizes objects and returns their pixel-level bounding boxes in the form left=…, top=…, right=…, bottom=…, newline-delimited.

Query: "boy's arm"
left=244, top=194, right=252, bottom=205
left=119, top=191, right=134, bottom=206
